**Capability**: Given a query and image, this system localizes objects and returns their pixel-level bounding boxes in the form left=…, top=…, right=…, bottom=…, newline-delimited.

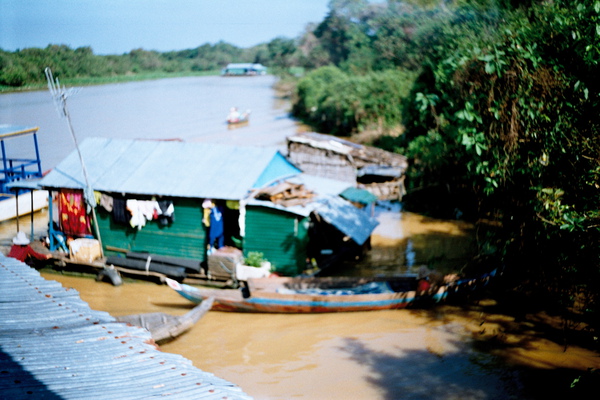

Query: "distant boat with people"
left=226, top=107, right=251, bottom=127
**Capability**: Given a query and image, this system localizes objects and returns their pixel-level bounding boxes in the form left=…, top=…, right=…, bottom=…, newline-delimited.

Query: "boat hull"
left=0, top=190, right=48, bottom=222
left=166, top=277, right=449, bottom=313
left=227, top=119, right=249, bottom=129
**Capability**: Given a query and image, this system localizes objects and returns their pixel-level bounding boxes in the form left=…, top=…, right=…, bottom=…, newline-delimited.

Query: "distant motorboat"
left=226, top=108, right=251, bottom=128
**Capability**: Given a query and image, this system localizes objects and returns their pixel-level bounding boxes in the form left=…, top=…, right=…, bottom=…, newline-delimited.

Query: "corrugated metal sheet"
left=40, top=137, right=291, bottom=200
left=0, top=254, right=252, bottom=400
left=245, top=173, right=354, bottom=218
left=340, top=187, right=378, bottom=205
left=247, top=195, right=378, bottom=246
left=312, top=196, right=379, bottom=246
left=287, top=173, right=352, bottom=197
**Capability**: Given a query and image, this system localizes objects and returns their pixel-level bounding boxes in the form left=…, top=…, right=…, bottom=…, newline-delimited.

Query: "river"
left=2, top=76, right=598, bottom=399
left=0, top=75, right=297, bottom=170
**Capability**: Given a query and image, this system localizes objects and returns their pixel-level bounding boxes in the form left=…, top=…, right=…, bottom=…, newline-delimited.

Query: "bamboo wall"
left=287, top=142, right=357, bottom=183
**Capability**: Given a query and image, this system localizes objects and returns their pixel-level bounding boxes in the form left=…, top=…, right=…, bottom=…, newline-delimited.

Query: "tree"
left=401, top=1, right=600, bottom=322
left=267, top=37, right=298, bottom=73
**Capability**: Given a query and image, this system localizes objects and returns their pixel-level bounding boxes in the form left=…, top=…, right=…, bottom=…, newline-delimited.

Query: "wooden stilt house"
left=287, top=132, right=409, bottom=201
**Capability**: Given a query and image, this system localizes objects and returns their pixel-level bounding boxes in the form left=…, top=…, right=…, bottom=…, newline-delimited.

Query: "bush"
left=244, top=252, right=268, bottom=268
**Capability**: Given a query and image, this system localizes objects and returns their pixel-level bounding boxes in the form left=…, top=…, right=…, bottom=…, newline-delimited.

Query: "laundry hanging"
left=59, top=189, right=92, bottom=237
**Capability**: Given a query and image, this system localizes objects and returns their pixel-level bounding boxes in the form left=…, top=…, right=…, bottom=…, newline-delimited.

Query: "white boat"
left=0, top=125, right=48, bottom=221
left=0, top=190, right=48, bottom=222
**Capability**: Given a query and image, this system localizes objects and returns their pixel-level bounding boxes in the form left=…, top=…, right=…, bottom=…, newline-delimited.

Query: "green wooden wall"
left=244, top=206, right=309, bottom=276
left=97, top=197, right=207, bottom=262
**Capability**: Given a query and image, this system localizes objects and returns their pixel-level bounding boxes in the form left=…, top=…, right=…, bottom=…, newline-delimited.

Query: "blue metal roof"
left=40, top=137, right=296, bottom=200
left=0, top=254, right=251, bottom=399
left=224, top=63, right=266, bottom=70
left=313, top=195, right=379, bottom=246
left=248, top=173, right=379, bottom=246
left=0, top=124, right=39, bottom=139
left=340, top=187, right=378, bottom=205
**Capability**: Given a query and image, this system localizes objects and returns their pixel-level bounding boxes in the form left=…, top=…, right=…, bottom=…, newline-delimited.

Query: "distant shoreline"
left=0, top=70, right=222, bottom=94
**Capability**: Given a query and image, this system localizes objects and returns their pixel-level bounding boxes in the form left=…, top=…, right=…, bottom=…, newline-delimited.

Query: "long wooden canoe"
left=165, top=271, right=497, bottom=313
left=116, top=297, right=214, bottom=342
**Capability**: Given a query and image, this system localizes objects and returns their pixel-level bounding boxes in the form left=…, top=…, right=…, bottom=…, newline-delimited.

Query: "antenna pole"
left=45, top=68, right=104, bottom=257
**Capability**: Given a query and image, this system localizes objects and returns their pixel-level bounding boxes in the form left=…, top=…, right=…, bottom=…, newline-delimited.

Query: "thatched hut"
left=287, top=132, right=408, bottom=201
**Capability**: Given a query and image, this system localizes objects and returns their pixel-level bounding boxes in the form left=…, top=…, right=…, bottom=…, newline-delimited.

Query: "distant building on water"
left=221, top=63, right=267, bottom=76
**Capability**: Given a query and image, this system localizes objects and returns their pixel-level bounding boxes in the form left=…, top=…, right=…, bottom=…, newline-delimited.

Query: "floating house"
left=39, top=138, right=299, bottom=277
left=244, top=174, right=379, bottom=276
left=221, top=63, right=267, bottom=76
left=287, top=132, right=409, bottom=201
left=39, top=137, right=379, bottom=280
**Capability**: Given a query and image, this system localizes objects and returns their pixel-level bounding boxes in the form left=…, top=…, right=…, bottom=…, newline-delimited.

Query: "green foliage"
left=401, top=1, right=600, bottom=323
left=293, top=66, right=416, bottom=135
left=292, top=0, right=600, bottom=329
left=267, top=37, right=299, bottom=75
left=0, top=40, right=273, bottom=89
left=244, top=252, right=268, bottom=268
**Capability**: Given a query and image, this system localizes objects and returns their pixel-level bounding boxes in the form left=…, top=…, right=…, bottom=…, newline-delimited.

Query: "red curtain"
left=59, top=190, right=91, bottom=237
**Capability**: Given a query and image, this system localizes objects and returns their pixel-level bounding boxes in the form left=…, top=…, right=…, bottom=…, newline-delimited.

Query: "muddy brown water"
left=2, top=77, right=598, bottom=398
left=3, top=209, right=600, bottom=399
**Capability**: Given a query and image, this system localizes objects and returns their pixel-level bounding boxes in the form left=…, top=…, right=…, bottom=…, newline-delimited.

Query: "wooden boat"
left=165, top=270, right=497, bottom=313
left=116, top=297, right=214, bottom=342
left=226, top=109, right=251, bottom=128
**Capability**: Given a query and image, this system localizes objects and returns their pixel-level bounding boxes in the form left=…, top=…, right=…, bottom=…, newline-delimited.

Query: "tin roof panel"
left=41, top=137, right=286, bottom=200
left=0, top=255, right=251, bottom=399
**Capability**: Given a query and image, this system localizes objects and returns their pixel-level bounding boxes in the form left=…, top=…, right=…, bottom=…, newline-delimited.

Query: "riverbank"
left=0, top=70, right=221, bottom=94
left=442, top=294, right=600, bottom=397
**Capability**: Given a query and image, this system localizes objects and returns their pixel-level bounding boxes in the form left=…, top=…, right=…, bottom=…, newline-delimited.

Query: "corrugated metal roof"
left=0, top=254, right=251, bottom=400
left=246, top=174, right=378, bottom=244
left=248, top=194, right=378, bottom=246
left=340, top=187, right=378, bottom=205
left=40, top=137, right=292, bottom=200
left=312, top=196, right=379, bottom=246
left=224, top=63, right=266, bottom=70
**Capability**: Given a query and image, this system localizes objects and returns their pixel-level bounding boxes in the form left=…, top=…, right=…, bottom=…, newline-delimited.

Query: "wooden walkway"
left=0, top=254, right=251, bottom=400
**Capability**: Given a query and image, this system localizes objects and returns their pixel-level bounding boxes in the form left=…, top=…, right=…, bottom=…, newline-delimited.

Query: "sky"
left=0, top=0, right=331, bottom=55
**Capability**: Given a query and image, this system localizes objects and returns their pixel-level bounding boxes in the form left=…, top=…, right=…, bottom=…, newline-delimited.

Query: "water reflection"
left=333, top=207, right=477, bottom=277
